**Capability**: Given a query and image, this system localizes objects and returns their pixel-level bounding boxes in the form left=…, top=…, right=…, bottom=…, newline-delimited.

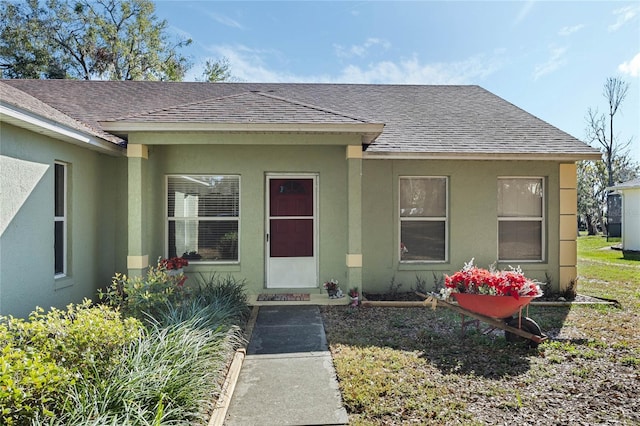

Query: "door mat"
left=257, top=293, right=310, bottom=301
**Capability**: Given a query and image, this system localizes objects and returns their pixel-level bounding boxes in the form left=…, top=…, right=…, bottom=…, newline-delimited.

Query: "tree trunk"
left=586, top=214, right=598, bottom=235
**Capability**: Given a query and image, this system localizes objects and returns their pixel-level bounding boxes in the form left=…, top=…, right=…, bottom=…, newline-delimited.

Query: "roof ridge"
left=104, top=91, right=256, bottom=122
left=254, top=91, right=373, bottom=124
left=105, top=90, right=378, bottom=124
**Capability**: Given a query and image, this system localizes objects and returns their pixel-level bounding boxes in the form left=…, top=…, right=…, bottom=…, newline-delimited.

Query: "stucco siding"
left=126, top=133, right=360, bottom=294
left=0, top=123, right=127, bottom=318
left=362, top=159, right=562, bottom=293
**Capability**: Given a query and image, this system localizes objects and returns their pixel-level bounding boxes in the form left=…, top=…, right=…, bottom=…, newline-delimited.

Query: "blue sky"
left=154, top=1, right=640, bottom=161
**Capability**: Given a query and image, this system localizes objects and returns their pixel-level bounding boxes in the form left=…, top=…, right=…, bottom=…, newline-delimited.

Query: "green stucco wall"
left=124, top=131, right=565, bottom=295
left=361, top=159, right=561, bottom=293
left=127, top=133, right=360, bottom=294
left=1, top=121, right=567, bottom=308
left=0, top=123, right=127, bottom=318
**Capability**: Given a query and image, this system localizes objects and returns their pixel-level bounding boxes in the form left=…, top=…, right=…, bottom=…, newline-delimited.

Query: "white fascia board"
left=1, top=104, right=124, bottom=156
left=362, top=151, right=603, bottom=161
left=99, top=120, right=384, bottom=136
left=609, top=183, right=640, bottom=191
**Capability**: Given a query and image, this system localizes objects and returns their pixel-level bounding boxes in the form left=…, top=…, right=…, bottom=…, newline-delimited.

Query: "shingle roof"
left=1, top=80, right=601, bottom=158
left=0, top=81, right=123, bottom=144
left=610, top=178, right=640, bottom=190
left=108, top=91, right=374, bottom=124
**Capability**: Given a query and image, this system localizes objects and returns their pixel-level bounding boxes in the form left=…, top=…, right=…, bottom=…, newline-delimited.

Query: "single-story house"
left=609, top=178, right=640, bottom=252
left=1, top=80, right=601, bottom=317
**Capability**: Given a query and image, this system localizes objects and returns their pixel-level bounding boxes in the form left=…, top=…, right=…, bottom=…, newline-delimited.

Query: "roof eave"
left=1, top=104, right=125, bottom=156
left=608, top=184, right=640, bottom=191
left=363, top=151, right=603, bottom=161
left=98, top=121, right=384, bottom=143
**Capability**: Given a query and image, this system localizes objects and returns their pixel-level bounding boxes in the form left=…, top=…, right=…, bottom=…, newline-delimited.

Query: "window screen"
left=167, top=175, right=239, bottom=262
left=498, top=177, right=544, bottom=261
left=399, top=177, right=447, bottom=262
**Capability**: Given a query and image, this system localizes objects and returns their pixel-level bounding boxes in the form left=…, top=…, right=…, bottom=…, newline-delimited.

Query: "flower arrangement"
left=444, top=259, right=543, bottom=300
left=160, top=257, right=189, bottom=270
left=323, top=279, right=339, bottom=292
left=348, top=287, right=359, bottom=307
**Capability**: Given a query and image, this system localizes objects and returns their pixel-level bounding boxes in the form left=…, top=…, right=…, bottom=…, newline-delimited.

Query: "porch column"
left=345, top=145, right=363, bottom=292
left=127, top=144, right=149, bottom=277
left=559, top=163, right=578, bottom=292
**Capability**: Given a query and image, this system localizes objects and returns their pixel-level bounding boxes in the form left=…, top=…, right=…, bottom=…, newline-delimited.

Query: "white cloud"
left=618, top=52, right=640, bottom=77
left=335, top=55, right=501, bottom=85
left=191, top=44, right=295, bottom=82
left=192, top=45, right=504, bottom=84
left=533, top=46, right=568, bottom=80
left=334, top=38, right=391, bottom=59
left=512, top=0, right=535, bottom=27
left=608, top=5, right=639, bottom=32
left=207, top=12, right=244, bottom=29
left=558, top=24, right=584, bottom=36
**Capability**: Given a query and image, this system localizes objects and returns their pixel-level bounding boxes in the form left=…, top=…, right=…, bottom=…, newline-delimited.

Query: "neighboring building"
left=609, top=178, right=640, bottom=252
left=1, top=80, right=601, bottom=316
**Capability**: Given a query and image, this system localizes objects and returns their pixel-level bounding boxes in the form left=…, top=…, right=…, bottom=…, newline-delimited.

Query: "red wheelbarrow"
left=417, top=292, right=547, bottom=348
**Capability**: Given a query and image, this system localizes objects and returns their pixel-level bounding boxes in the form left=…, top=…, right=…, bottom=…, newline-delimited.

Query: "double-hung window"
left=399, top=177, right=448, bottom=262
left=497, top=177, right=544, bottom=261
left=167, top=175, right=240, bottom=262
left=54, top=162, right=67, bottom=276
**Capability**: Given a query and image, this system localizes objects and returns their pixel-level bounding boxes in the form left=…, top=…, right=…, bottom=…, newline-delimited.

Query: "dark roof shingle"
left=1, top=80, right=600, bottom=158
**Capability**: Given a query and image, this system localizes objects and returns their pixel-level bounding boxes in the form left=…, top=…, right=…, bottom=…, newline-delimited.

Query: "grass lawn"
left=322, top=235, right=640, bottom=425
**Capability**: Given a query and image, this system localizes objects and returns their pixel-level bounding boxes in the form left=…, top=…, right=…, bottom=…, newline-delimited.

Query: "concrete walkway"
left=224, top=305, right=348, bottom=425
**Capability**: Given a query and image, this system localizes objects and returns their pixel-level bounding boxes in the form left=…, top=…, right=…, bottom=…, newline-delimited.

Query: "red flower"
left=160, top=257, right=189, bottom=270
left=445, top=260, right=542, bottom=299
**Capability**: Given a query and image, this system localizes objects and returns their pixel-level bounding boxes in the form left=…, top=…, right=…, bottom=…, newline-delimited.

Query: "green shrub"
left=0, top=337, right=72, bottom=424
left=155, top=273, right=249, bottom=329
left=57, top=306, right=244, bottom=425
left=0, top=301, right=143, bottom=424
left=100, top=261, right=190, bottom=321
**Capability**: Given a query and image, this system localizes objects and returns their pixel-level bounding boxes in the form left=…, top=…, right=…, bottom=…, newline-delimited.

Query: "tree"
left=201, top=57, right=233, bottom=82
left=0, top=0, right=51, bottom=78
left=579, top=77, right=639, bottom=234
left=0, top=0, right=192, bottom=80
left=586, top=77, right=632, bottom=187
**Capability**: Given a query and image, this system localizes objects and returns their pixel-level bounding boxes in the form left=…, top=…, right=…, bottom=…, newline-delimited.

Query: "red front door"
left=266, top=176, right=317, bottom=288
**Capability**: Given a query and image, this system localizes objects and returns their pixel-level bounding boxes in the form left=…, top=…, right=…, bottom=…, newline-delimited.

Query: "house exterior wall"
left=0, top=123, right=127, bottom=318
left=620, top=188, right=640, bottom=251
left=125, top=133, right=362, bottom=294
left=361, top=159, right=565, bottom=293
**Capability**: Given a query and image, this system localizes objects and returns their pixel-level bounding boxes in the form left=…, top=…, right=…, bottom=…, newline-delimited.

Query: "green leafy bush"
left=0, top=336, right=72, bottom=424
left=0, top=301, right=142, bottom=424
left=100, top=261, right=189, bottom=321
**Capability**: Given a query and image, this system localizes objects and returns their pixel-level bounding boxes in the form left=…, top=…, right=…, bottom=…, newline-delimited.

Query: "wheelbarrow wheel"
left=504, top=316, right=543, bottom=348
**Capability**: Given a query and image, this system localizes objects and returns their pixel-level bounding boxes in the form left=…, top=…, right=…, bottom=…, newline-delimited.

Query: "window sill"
left=398, top=261, right=449, bottom=270
left=186, top=262, right=241, bottom=273
left=54, top=275, right=74, bottom=290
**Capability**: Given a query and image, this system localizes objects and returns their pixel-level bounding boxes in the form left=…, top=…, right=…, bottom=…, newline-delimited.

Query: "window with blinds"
left=498, top=177, right=544, bottom=261
left=399, top=177, right=448, bottom=262
left=167, top=175, right=240, bottom=262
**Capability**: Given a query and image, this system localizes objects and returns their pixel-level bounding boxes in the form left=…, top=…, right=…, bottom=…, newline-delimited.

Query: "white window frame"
left=497, top=176, right=545, bottom=262
left=398, top=176, right=449, bottom=263
left=166, top=174, right=241, bottom=264
left=54, top=162, right=67, bottom=277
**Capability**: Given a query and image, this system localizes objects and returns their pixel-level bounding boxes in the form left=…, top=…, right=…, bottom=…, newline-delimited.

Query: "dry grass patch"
left=322, top=236, right=640, bottom=425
